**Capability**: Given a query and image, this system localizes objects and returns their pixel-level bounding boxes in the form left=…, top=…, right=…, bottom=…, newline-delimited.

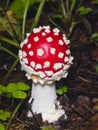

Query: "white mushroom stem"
left=27, top=82, right=67, bottom=123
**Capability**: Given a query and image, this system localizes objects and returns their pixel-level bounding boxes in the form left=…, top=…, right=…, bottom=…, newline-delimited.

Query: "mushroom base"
left=27, top=82, right=67, bottom=123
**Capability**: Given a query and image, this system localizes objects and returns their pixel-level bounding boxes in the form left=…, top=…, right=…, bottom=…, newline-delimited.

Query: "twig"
left=68, top=87, right=98, bottom=95
left=27, top=99, right=41, bottom=128
left=78, top=76, right=91, bottom=83
left=74, top=110, right=92, bottom=122
left=83, top=105, right=95, bottom=114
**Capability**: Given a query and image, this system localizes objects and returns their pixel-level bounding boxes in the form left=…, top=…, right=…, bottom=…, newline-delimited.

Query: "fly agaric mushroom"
left=19, top=25, right=73, bottom=123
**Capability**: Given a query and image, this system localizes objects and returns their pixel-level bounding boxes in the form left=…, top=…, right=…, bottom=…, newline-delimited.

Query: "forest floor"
left=0, top=26, right=98, bottom=130
left=0, top=1, right=98, bottom=130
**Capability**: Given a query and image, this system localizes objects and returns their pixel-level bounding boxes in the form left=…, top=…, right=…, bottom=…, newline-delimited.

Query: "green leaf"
left=12, top=91, right=27, bottom=99
left=0, top=85, right=6, bottom=93
left=0, top=18, right=13, bottom=36
left=9, top=0, right=42, bottom=19
left=53, top=14, right=63, bottom=20
left=41, top=126, right=56, bottom=130
left=62, top=86, right=68, bottom=92
left=17, top=82, right=30, bottom=91
left=91, top=33, right=98, bottom=41
left=0, top=110, right=10, bottom=121
left=0, top=123, right=5, bottom=130
left=6, top=83, right=17, bottom=92
left=56, top=89, right=63, bottom=95
left=0, top=90, right=3, bottom=95
left=0, top=6, right=3, bottom=11
left=6, top=93, right=13, bottom=98
left=78, top=6, right=93, bottom=15
left=4, top=111, right=10, bottom=118
left=91, top=0, right=98, bottom=4
left=0, top=110, right=3, bottom=114
left=56, top=86, right=68, bottom=95
left=96, top=65, right=98, bottom=73
left=0, top=10, right=19, bottom=38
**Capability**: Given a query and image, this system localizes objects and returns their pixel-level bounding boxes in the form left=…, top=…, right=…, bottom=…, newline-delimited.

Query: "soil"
left=1, top=29, right=98, bottom=130
left=0, top=1, right=98, bottom=130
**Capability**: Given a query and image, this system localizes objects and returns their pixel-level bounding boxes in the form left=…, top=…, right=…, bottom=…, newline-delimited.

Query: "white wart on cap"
left=19, top=26, right=73, bottom=84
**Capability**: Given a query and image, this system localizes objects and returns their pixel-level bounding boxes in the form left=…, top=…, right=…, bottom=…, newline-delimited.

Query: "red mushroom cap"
left=19, top=26, right=73, bottom=84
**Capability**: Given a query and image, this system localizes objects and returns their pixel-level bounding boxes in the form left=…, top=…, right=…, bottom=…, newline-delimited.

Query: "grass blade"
left=30, top=0, right=46, bottom=31
left=22, top=0, right=30, bottom=39
left=0, top=45, right=18, bottom=58
left=2, top=57, right=19, bottom=84
left=0, top=36, right=20, bottom=48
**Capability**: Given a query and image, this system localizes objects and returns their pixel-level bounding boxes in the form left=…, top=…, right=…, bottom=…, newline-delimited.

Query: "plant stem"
left=69, top=21, right=79, bottom=36
left=60, top=0, right=66, bottom=21
left=30, top=0, right=46, bottom=32
left=49, top=18, right=64, bottom=33
left=22, top=0, right=30, bottom=40
left=0, top=45, right=18, bottom=58
left=5, top=100, right=23, bottom=130
left=0, top=36, right=20, bottom=48
left=66, top=0, right=69, bottom=14
left=2, top=57, right=19, bottom=84
left=69, top=0, right=76, bottom=21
